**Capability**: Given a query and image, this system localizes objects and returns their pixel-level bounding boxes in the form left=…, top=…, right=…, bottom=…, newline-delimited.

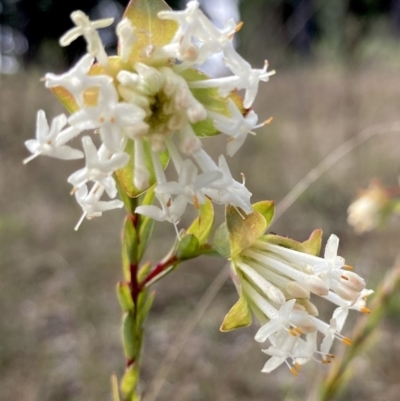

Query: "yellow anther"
left=290, top=367, right=298, bottom=377
left=263, top=117, right=274, bottom=126
left=235, top=21, right=244, bottom=33
left=295, top=327, right=303, bottom=335
left=322, top=359, right=331, bottom=364
left=342, top=337, right=352, bottom=346
left=110, top=117, right=116, bottom=123
left=166, top=198, right=172, bottom=207
left=70, top=187, right=78, bottom=195
left=343, top=264, right=354, bottom=270
left=193, top=195, right=199, bottom=209
left=361, top=307, right=371, bottom=314
left=294, top=362, right=301, bottom=372
left=326, top=353, right=335, bottom=359
left=288, top=328, right=297, bottom=336
left=340, top=275, right=349, bottom=281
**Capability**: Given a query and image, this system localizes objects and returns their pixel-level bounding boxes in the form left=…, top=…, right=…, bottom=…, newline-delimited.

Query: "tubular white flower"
left=68, top=136, right=129, bottom=198
left=24, top=110, right=83, bottom=164
left=116, top=18, right=137, bottom=62
left=45, top=54, right=112, bottom=104
left=74, top=184, right=124, bottom=230
left=69, top=83, right=146, bottom=152
left=60, top=10, right=113, bottom=67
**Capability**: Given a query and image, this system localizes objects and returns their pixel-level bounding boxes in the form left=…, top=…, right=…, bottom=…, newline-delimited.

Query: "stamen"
left=235, top=21, right=244, bottom=33
left=193, top=195, right=199, bottom=209
left=343, top=264, right=354, bottom=270
left=341, top=275, right=349, bottom=281
left=289, top=366, right=298, bottom=377
left=23, top=152, right=41, bottom=164
left=341, top=337, right=352, bottom=346
left=360, top=307, right=371, bottom=314
left=74, top=211, right=87, bottom=231
left=294, top=327, right=303, bottom=335
left=294, top=362, right=301, bottom=372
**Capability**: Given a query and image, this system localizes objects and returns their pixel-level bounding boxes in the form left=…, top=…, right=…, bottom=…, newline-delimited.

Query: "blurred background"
left=2, top=0, right=400, bottom=400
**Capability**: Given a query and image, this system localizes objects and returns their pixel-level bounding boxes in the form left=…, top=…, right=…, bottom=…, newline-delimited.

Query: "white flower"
left=68, top=83, right=146, bottom=152
left=156, top=159, right=221, bottom=207
left=68, top=136, right=129, bottom=198
left=116, top=18, right=137, bottom=62
left=45, top=54, right=112, bottom=103
left=347, top=182, right=388, bottom=234
left=189, top=60, right=275, bottom=108
left=207, top=99, right=261, bottom=156
left=74, top=184, right=124, bottom=230
left=24, top=110, right=83, bottom=164
left=195, top=153, right=253, bottom=213
left=59, top=10, right=113, bottom=67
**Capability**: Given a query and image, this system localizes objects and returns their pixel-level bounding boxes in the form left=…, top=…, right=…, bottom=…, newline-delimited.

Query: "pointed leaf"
left=117, top=282, right=134, bottom=312
left=123, top=215, right=139, bottom=266
left=302, top=229, right=323, bottom=256
left=137, top=261, right=151, bottom=283
left=211, top=222, right=230, bottom=258
left=220, top=292, right=252, bottom=332
left=226, top=206, right=267, bottom=258
left=252, top=200, right=275, bottom=228
left=137, top=187, right=156, bottom=259
left=180, top=68, right=246, bottom=137
left=120, top=365, right=140, bottom=400
left=123, top=0, right=178, bottom=64
left=176, top=234, right=200, bottom=260
left=262, top=234, right=305, bottom=253
left=187, top=198, right=214, bottom=244
left=122, top=312, right=139, bottom=360
left=115, top=138, right=169, bottom=198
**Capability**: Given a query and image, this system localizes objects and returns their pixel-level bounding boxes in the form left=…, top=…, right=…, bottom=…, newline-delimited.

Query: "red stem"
left=138, top=255, right=178, bottom=290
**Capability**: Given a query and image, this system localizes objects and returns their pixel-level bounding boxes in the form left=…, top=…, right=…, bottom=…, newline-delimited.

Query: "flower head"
left=219, top=202, right=371, bottom=374
left=24, top=0, right=273, bottom=229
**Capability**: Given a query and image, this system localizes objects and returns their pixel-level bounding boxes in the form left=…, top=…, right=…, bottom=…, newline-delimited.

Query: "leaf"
left=186, top=198, right=214, bottom=244
left=122, top=215, right=139, bottom=266
left=137, top=187, right=156, bottom=260
left=220, top=291, right=252, bottom=332
left=226, top=206, right=267, bottom=258
left=117, top=282, right=134, bottom=312
left=115, top=138, right=169, bottom=198
left=137, top=290, right=155, bottom=326
left=137, top=261, right=151, bottom=283
left=122, top=312, right=139, bottom=360
left=262, top=234, right=305, bottom=253
left=211, top=222, right=230, bottom=258
left=123, top=0, right=178, bottom=64
left=120, top=365, right=140, bottom=400
left=302, top=229, right=323, bottom=256
left=180, top=68, right=246, bottom=137
left=252, top=200, right=275, bottom=229
left=176, top=234, right=200, bottom=260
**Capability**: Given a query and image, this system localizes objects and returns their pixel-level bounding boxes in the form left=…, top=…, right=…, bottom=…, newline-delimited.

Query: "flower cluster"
left=222, top=205, right=372, bottom=375
left=23, top=0, right=273, bottom=231
left=347, top=180, right=390, bottom=234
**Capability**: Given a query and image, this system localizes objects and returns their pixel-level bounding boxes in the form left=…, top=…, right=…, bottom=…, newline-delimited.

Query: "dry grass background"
left=2, top=55, right=400, bottom=401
